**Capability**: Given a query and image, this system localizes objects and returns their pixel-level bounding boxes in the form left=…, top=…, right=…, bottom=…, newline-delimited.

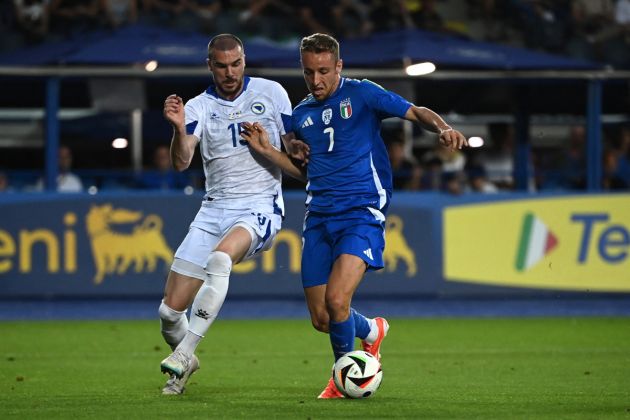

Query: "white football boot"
left=161, top=353, right=199, bottom=395
left=161, top=349, right=191, bottom=378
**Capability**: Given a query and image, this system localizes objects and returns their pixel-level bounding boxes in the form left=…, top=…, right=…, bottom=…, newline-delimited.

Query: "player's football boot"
left=160, top=349, right=193, bottom=379
left=162, top=354, right=199, bottom=395
left=317, top=377, right=344, bottom=399
left=361, top=317, right=389, bottom=361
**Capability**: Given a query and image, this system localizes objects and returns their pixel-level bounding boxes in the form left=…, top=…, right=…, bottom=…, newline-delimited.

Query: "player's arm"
left=404, top=105, right=468, bottom=151
left=163, top=94, right=198, bottom=171
left=241, top=122, right=307, bottom=182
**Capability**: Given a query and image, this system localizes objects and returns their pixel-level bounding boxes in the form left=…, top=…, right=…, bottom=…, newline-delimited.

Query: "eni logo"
left=86, top=204, right=173, bottom=284
left=383, top=215, right=417, bottom=276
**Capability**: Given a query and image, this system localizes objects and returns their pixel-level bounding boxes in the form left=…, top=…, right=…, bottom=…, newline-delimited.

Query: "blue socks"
left=329, top=316, right=355, bottom=360
left=329, top=308, right=371, bottom=361
left=352, top=308, right=371, bottom=340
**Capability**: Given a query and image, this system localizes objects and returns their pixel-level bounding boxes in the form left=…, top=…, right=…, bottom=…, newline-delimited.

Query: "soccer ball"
left=332, top=350, right=382, bottom=398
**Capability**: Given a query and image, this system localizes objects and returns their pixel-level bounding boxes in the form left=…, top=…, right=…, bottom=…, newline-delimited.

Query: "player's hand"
left=163, top=94, right=184, bottom=129
left=439, top=128, right=468, bottom=151
left=240, top=122, right=273, bottom=156
left=286, top=139, right=310, bottom=165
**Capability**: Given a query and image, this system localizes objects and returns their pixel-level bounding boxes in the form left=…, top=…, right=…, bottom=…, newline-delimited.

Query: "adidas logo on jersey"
left=301, top=116, right=314, bottom=128
left=363, top=248, right=374, bottom=260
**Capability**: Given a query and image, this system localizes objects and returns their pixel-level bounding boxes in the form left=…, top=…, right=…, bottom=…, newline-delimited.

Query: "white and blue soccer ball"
left=332, top=350, right=382, bottom=398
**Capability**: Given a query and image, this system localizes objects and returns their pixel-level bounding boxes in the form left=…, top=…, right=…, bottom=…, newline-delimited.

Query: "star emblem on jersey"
left=251, top=102, right=265, bottom=114
left=340, top=98, right=352, bottom=119
left=322, top=108, right=332, bottom=125
left=301, top=116, right=314, bottom=128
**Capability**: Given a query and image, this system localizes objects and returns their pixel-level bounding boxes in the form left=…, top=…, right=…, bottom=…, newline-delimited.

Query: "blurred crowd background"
left=0, top=0, right=629, bottom=194
left=3, top=0, right=630, bottom=62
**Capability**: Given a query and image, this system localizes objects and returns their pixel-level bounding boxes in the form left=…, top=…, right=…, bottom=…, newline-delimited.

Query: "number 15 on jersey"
left=228, top=122, right=247, bottom=147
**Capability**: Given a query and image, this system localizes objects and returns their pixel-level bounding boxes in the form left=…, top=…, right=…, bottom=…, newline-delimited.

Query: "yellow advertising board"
left=443, top=195, right=630, bottom=291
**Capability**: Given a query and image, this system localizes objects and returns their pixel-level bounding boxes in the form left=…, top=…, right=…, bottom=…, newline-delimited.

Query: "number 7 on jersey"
left=324, top=127, right=334, bottom=152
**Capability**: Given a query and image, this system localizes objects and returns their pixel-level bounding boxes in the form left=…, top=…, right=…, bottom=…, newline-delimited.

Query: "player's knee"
left=158, top=300, right=186, bottom=323
left=325, top=293, right=350, bottom=321
left=204, top=251, right=232, bottom=277
left=311, top=313, right=329, bottom=333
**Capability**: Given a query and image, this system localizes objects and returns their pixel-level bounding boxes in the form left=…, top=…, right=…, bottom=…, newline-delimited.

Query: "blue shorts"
left=301, top=208, right=386, bottom=288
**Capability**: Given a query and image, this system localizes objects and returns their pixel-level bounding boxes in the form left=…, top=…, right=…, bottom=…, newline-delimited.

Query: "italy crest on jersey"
left=340, top=98, right=352, bottom=119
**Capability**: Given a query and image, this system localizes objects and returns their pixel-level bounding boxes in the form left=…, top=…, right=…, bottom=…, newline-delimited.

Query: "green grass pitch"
left=1, top=318, right=629, bottom=419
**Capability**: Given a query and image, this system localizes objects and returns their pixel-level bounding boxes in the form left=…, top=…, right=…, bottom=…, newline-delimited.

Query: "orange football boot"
left=361, top=317, right=389, bottom=361
left=317, top=377, right=344, bottom=399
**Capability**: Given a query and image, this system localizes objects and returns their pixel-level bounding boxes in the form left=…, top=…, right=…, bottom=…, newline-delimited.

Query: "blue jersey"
left=291, top=78, right=412, bottom=214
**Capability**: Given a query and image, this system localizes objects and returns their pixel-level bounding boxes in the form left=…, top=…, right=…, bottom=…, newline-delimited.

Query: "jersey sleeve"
left=184, top=97, right=203, bottom=138
left=359, top=79, right=412, bottom=119
left=271, top=82, right=292, bottom=135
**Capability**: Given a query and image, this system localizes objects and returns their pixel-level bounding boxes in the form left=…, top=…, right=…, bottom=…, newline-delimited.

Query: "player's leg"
left=301, top=219, right=345, bottom=399
left=159, top=269, right=203, bottom=350
left=176, top=225, right=251, bottom=357
left=163, top=210, right=280, bottom=380
left=190, top=211, right=281, bottom=345
left=332, top=213, right=390, bottom=360
left=326, top=254, right=366, bottom=359
left=182, top=211, right=280, bottom=349
left=159, top=265, right=209, bottom=394
left=313, top=297, right=387, bottom=361
left=302, top=217, right=374, bottom=397
left=163, top=226, right=250, bottom=376
left=159, top=223, right=222, bottom=393
left=308, top=258, right=365, bottom=399
left=303, top=285, right=328, bottom=332
left=301, top=218, right=334, bottom=333
left=160, top=217, right=221, bottom=347
left=302, top=285, right=376, bottom=342
left=316, top=241, right=386, bottom=399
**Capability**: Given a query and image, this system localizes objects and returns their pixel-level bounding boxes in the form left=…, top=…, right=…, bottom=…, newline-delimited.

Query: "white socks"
left=158, top=300, right=188, bottom=351
left=177, top=251, right=232, bottom=357
left=177, top=331, right=202, bottom=355
left=364, top=318, right=379, bottom=344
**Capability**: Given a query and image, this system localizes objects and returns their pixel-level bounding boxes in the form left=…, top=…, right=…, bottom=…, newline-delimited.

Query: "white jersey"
left=185, top=76, right=292, bottom=215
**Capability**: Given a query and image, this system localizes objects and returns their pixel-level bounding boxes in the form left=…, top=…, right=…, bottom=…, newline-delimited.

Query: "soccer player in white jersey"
left=158, top=33, right=294, bottom=395
left=241, top=33, right=468, bottom=398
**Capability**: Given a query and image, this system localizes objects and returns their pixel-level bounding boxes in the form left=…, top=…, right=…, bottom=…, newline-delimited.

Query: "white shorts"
left=173, top=205, right=282, bottom=270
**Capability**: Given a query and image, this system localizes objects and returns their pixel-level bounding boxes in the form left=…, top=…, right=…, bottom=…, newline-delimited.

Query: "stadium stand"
left=0, top=0, right=628, bottom=193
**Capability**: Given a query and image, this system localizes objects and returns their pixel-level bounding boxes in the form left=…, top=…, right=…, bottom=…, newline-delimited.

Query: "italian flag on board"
left=515, top=213, right=558, bottom=272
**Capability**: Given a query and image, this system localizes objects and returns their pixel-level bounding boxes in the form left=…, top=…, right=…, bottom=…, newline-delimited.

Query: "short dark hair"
left=207, top=34, right=244, bottom=60
left=300, top=33, right=340, bottom=61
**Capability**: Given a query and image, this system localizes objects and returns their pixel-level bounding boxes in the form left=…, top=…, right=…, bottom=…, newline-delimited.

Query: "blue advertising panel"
left=0, top=192, right=438, bottom=298
left=1, top=192, right=628, bottom=298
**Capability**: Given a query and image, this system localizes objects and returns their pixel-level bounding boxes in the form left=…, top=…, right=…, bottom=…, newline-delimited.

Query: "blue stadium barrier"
left=0, top=191, right=628, bottom=300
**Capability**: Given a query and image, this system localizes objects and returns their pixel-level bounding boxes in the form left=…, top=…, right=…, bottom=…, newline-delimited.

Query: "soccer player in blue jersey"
left=241, top=33, right=467, bottom=399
